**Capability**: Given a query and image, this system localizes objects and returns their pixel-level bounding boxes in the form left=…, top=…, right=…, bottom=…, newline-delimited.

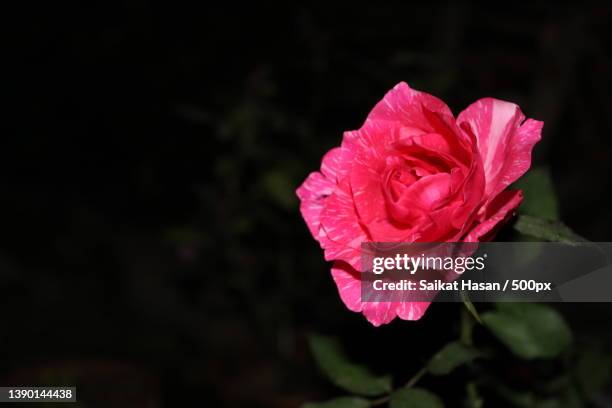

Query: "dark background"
left=2, top=2, right=612, bottom=407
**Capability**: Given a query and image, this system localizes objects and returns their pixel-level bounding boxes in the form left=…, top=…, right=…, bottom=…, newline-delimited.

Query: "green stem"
left=370, top=395, right=389, bottom=406
left=460, top=306, right=474, bottom=346
left=371, top=366, right=428, bottom=406
left=466, top=382, right=483, bottom=408
left=405, top=366, right=428, bottom=388
left=373, top=313, right=475, bottom=406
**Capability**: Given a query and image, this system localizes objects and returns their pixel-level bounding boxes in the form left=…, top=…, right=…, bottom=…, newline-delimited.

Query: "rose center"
left=387, top=167, right=423, bottom=200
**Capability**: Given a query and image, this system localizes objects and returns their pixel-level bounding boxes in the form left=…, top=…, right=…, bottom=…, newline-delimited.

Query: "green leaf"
left=514, top=167, right=559, bottom=220
left=301, top=396, right=371, bottom=408
left=495, top=385, right=582, bottom=408
left=482, top=303, right=572, bottom=359
left=513, top=215, right=586, bottom=244
left=494, top=383, right=536, bottom=407
left=427, top=341, right=481, bottom=375
left=390, top=388, right=444, bottom=408
left=308, top=334, right=392, bottom=396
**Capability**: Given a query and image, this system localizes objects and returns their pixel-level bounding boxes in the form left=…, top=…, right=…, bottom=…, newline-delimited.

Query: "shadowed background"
left=2, top=2, right=612, bottom=407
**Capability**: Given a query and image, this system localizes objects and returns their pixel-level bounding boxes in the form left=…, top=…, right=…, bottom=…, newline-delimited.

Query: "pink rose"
left=296, top=82, right=542, bottom=326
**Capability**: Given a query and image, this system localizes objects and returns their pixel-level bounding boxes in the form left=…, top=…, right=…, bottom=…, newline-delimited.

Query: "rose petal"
left=399, top=173, right=452, bottom=211
left=395, top=301, right=430, bottom=322
left=321, top=147, right=351, bottom=182
left=457, top=98, right=542, bottom=199
left=368, top=82, right=454, bottom=129
left=320, top=180, right=369, bottom=270
left=331, top=261, right=431, bottom=326
left=345, top=121, right=423, bottom=241
left=331, top=261, right=364, bottom=313
left=296, top=172, right=335, bottom=239
left=364, top=82, right=472, bottom=162
left=464, top=189, right=523, bottom=242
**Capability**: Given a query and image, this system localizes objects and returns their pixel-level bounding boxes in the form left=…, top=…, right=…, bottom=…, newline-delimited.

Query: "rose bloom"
left=296, top=82, right=542, bottom=326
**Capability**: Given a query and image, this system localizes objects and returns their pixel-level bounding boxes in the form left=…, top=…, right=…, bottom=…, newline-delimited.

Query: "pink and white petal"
left=464, top=189, right=523, bottom=242
left=349, top=149, right=425, bottom=242
left=362, top=301, right=430, bottom=326
left=450, top=152, right=486, bottom=231
left=367, top=82, right=454, bottom=130
left=396, top=301, right=431, bottom=321
left=331, top=261, right=431, bottom=326
left=457, top=98, right=542, bottom=199
left=362, top=302, right=398, bottom=327
left=411, top=132, right=453, bottom=156
left=331, top=261, right=363, bottom=313
left=296, top=172, right=335, bottom=239
left=344, top=122, right=426, bottom=241
left=399, top=173, right=453, bottom=211
left=361, top=82, right=472, bottom=162
left=342, top=117, right=399, bottom=163
left=503, top=118, right=544, bottom=188
left=296, top=171, right=334, bottom=202
left=321, top=147, right=353, bottom=182
left=331, top=263, right=398, bottom=326
left=340, top=121, right=400, bottom=233
left=349, top=152, right=386, bottom=226
left=320, top=180, right=369, bottom=270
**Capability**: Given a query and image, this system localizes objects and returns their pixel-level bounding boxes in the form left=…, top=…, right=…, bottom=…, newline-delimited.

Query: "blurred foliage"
left=482, top=303, right=572, bottom=359
left=575, top=343, right=612, bottom=397
left=302, top=397, right=371, bottom=408
left=304, top=301, right=612, bottom=407
left=515, top=167, right=559, bottom=220
left=390, top=388, right=445, bottom=408
left=427, top=341, right=481, bottom=376
left=308, top=334, right=392, bottom=397
left=514, top=215, right=588, bottom=243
